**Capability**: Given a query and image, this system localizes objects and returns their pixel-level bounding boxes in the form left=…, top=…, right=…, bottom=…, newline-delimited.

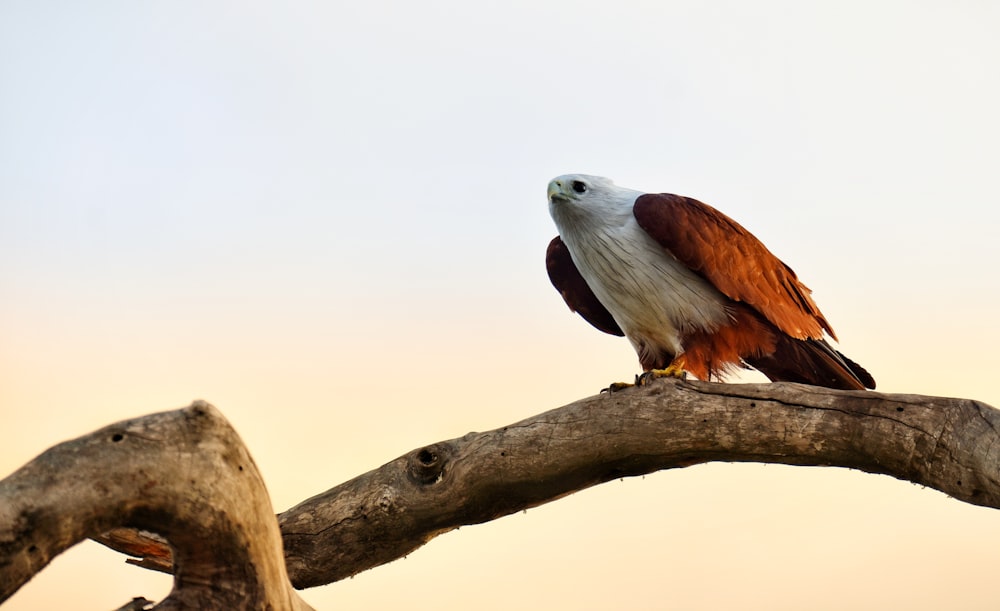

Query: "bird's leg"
left=601, top=356, right=688, bottom=393
left=637, top=356, right=688, bottom=386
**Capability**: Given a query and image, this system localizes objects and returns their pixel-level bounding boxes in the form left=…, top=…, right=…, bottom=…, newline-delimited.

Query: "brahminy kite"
left=546, top=174, right=874, bottom=390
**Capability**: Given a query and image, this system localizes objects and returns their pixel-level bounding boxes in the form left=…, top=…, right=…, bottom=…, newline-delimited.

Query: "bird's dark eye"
left=571, top=180, right=587, bottom=194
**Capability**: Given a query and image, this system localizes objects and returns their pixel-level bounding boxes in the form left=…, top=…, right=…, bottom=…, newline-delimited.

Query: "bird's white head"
left=547, top=174, right=641, bottom=229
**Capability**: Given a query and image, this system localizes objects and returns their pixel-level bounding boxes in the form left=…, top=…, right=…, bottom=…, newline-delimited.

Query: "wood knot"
left=376, top=487, right=398, bottom=513
left=407, top=443, right=449, bottom=485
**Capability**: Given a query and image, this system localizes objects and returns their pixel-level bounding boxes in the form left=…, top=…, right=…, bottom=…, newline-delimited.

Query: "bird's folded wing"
left=545, top=236, right=625, bottom=337
left=632, top=193, right=836, bottom=341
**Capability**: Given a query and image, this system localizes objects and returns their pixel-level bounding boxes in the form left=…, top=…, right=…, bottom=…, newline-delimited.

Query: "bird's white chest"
left=559, top=215, right=730, bottom=353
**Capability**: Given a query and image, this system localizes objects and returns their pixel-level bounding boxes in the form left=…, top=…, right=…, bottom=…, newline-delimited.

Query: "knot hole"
left=407, top=443, right=450, bottom=485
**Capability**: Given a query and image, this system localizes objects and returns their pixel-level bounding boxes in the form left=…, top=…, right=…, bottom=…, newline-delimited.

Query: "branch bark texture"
left=279, top=378, right=1000, bottom=587
left=7, top=379, right=1000, bottom=600
left=0, top=402, right=312, bottom=610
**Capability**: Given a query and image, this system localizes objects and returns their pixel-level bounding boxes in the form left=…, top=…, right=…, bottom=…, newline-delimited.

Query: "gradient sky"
left=3, top=1, right=1000, bottom=609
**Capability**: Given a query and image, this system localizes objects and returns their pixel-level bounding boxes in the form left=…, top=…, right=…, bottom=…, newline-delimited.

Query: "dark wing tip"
left=746, top=337, right=875, bottom=390
left=835, top=350, right=876, bottom=389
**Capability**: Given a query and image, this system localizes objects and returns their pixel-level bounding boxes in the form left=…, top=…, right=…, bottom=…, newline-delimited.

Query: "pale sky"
left=3, top=1, right=1000, bottom=609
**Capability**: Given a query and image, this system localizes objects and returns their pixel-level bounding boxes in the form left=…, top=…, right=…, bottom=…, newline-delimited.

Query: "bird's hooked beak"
left=548, top=179, right=570, bottom=204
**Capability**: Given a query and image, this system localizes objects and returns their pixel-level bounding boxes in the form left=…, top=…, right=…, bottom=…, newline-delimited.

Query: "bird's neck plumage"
left=548, top=187, right=641, bottom=238
left=547, top=186, right=645, bottom=286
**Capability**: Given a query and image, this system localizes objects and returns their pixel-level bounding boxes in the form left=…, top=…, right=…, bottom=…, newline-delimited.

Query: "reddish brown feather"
left=677, top=304, right=778, bottom=381
left=678, top=303, right=874, bottom=390
left=632, top=194, right=836, bottom=342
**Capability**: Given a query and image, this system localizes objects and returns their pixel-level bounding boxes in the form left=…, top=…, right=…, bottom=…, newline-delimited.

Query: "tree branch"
left=0, top=402, right=313, bottom=610
left=12, top=379, right=1000, bottom=598
left=278, top=378, right=1000, bottom=587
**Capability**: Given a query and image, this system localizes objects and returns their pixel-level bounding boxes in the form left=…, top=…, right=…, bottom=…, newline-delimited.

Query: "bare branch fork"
left=2, top=378, right=999, bottom=607
left=0, top=402, right=313, bottom=610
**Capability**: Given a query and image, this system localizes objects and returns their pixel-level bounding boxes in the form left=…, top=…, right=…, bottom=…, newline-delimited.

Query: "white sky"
left=2, top=1, right=1000, bottom=609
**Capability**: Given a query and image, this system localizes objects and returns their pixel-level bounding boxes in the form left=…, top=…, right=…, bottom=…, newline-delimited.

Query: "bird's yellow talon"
left=602, top=381, right=634, bottom=394
left=637, top=363, right=687, bottom=385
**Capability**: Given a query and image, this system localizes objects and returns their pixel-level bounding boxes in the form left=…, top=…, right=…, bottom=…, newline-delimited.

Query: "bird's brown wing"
left=746, top=335, right=877, bottom=390
left=632, top=193, right=836, bottom=341
left=545, top=236, right=624, bottom=337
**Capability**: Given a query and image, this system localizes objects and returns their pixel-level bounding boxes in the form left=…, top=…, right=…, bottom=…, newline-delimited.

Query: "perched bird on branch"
left=546, top=174, right=874, bottom=390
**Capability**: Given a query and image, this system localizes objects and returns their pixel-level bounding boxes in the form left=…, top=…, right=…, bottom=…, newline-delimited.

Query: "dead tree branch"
left=6, top=378, right=1000, bottom=601
left=278, top=378, right=1000, bottom=587
left=0, top=402, right=313, bottom=610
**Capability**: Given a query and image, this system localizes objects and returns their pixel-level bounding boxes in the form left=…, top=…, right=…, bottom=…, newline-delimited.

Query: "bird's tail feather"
left=746, top=337, right=875, bottom=390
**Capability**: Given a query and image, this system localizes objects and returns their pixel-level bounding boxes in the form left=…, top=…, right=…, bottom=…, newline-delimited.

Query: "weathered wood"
left=277, top=378, right=1000, bottom=587
left=113, top=597, right=155, bottom=611
left=0, top=402, right=313, bottom=610
left=93, top=528, right=172, bottom=574
left=20, top=379, right=1000, bottom=596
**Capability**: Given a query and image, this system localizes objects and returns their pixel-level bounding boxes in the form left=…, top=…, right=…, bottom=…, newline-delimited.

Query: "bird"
left=545, top=174, right=875, bottom=390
